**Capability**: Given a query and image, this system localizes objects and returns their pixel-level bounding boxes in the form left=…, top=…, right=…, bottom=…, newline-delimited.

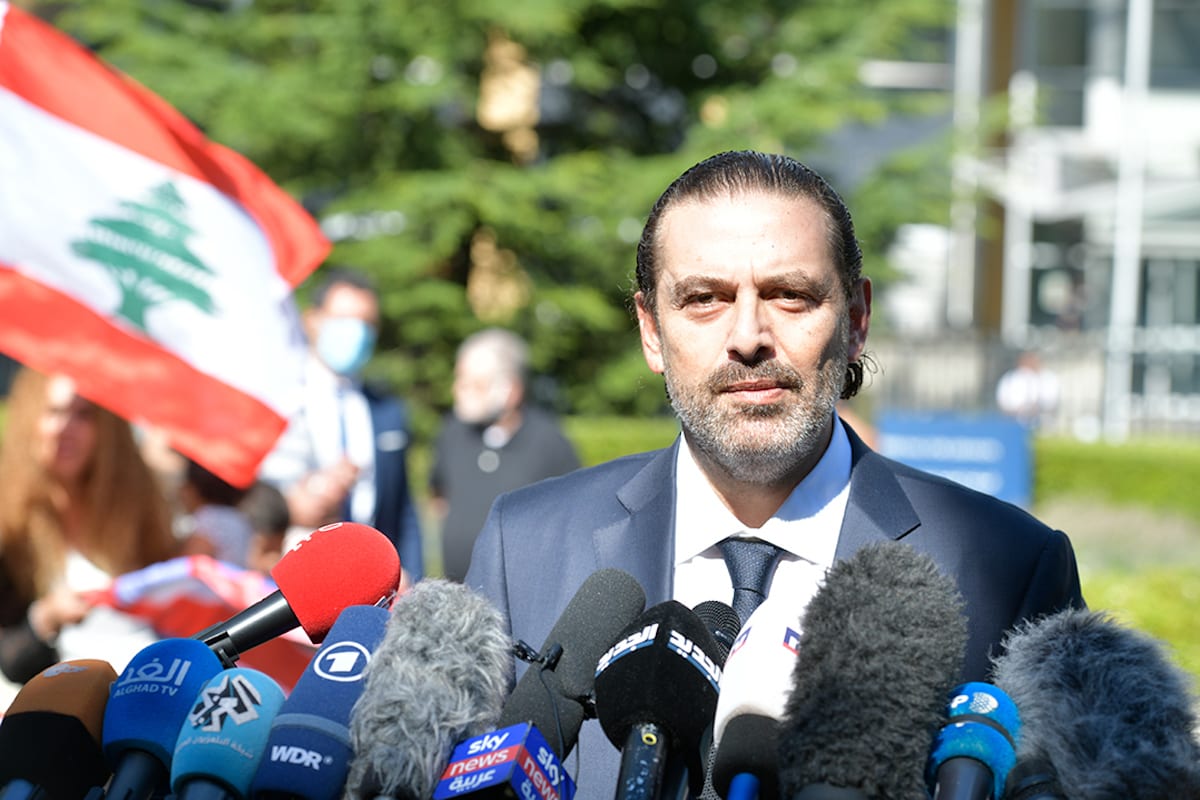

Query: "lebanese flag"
left=0, top=3, right=330, bottom=487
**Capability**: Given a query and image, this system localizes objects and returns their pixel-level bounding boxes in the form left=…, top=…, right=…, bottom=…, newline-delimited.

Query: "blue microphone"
left=926, top=682, right=1021, bottom=800
left=101, top=638, right=225, bottom=800
left=250, top=604, right=389, bottom=800
left=171, top=667, right=287, bottom=800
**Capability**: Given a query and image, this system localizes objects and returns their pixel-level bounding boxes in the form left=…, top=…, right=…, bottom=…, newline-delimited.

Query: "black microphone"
left=342, top=579, right=514, bottom=800
left=192, top=522, right=400, bottom=666
left=593, top=600, right=726, bottom=800
left=1001, top=757, right=1065, bottom=800
left=711, top=714, right=780, bottom=800
left=777, top=540, right=968, bottom=800
left=691, top=600, right=741, bottom=663
left=991, top=607, right=1200, bottom=799
left=0, top=660, right=116, bottom=800
left=497, top=568, right=648, bottom=761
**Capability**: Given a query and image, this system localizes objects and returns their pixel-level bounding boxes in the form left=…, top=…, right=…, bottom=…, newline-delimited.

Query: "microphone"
left=593, top=600, right=726, bottom=800
left=708, top=596, right=801, bottom=800
left=171, top=667, right=287, bottom=800
left=777, top=540, right=968, bottom=800
left=1001, top=757, right=1065, bottom=800
left=249, top=604, right=390, bottom=800
left=193, top=522, right=400, bottom=666
left=497, top=568, right=647, bottom=761
left=0, top=659, right=116, bottom=800
left=711, top=714, right=780, bottom=800
left=101, top=638, right=225, bottom=800
left=342, top=579, right=513, bottom=800
left=691, top=600, right=741, bottom=663
left=925, top=682, right=1021, bottom=800
left=991, top=607, right=1200, bottom=799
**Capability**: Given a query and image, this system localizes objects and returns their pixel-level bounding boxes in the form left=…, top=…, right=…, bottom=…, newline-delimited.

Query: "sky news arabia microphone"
left=192, top=522, right=400, bottom=667
left=428, top=569, right=646, bottom=800
left=925, top=682, right=1022, bottom=800
left=100, top=637, right=225, bottom=800
left=249, top=604, right=390, bottom=800
left=0, top=659, right=116, bottom=800
left=991, top=607, right=1200, bottom=800
left=708, top=593, right=805, bottom=800
left=496, top=568, right=648, bottom=762
left=593, top=600, right=726, bottom=800
left=341, top=579, right=513, bottom=800
left=777, top=540, right=968, bottom=800
left=170, top=667, right=287, bottom=800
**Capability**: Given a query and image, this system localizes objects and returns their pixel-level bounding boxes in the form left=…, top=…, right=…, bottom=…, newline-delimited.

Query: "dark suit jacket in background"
left=364, top=384, right=424, bottom=580
left=465, top=422, right=1084, bottom=800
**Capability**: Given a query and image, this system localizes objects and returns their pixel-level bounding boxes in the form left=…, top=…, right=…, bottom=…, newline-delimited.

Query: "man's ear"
left=847, top=278, right=872, bottom=361
left=635, top=292, right=665, bottom=375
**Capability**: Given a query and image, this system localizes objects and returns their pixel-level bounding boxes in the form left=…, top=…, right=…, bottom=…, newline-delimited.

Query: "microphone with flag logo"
left=709, top=594, right=803, bottom=800
left=101, top=638, right=225, bottom=800
left=925, top=682, right=1022, bottom=800
left=593, top=600, right=727, bottom=800
left=342, top=579, right=513, bottom=800
left=249, top=604, right=389, bottom=800
left=0, top=659, right=116, bottom=800
left=171, top=667, right=286, bottom=800
left=991, top=607, right=1200, bottom=800
left=193, top=522, right=399, bottom=667
left=777, top=541, right=968, bottom=800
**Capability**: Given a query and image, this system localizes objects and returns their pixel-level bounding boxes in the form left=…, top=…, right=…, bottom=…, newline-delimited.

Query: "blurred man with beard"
left=430, top=328, right=579, bottom=581
left=466, top=151, right=1083, bottom=800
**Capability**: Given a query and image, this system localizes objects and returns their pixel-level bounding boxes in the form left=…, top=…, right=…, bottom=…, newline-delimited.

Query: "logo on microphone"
left=112, top=656, right=194, bottom=698
left=314, top=641, right=372, bottom=682
left=189, top=672, right=264, bottom=731
left=42, top=663, right=89, bottom=678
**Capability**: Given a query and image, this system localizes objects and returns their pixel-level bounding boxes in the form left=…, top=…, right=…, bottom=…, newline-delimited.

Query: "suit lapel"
left=836, top=426, right=921, bottom=561
left=594, top=441, right=679, bottom=606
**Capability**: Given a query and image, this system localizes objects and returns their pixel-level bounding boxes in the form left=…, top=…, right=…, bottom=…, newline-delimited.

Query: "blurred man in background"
left=431, top=328, right=579, bottom=581
left=258, top=267, right=423, bottom=583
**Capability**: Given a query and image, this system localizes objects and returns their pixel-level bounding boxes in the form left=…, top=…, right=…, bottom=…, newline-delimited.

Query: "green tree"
left=37, top=0, right=953, bottom=437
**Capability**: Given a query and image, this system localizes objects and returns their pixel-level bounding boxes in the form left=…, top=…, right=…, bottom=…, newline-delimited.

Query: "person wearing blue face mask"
left=257, top=267, right=423, bottom=585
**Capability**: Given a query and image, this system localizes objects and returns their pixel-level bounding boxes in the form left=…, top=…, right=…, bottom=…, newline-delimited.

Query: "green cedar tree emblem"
left=70, top=181, right=218, bottom=332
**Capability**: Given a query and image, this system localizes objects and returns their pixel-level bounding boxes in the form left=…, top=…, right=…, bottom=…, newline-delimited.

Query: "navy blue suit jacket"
left=465, top=423, right=1083, bottom=800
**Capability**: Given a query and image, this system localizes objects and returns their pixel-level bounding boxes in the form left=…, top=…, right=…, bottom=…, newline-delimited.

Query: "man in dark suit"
left=258, top=267, right=423, bottom=583
left=465, top=151, right=1083, bottom=799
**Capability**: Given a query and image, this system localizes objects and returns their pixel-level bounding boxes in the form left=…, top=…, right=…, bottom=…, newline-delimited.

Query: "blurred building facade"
left=878, top=0, right=1200, bottom=440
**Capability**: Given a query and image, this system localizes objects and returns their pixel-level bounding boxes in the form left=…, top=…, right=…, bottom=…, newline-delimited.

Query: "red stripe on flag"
left=0, top=5, right=329, bottom=286
left=0, top=267, right=285, bottom=488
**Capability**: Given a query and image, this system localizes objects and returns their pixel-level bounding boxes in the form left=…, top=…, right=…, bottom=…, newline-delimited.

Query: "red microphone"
left=194, top=522, right=401, bottom=666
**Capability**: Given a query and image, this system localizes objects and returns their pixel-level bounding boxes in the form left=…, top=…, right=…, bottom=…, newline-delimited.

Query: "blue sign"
left=876, top=411, right=1032, bottom=508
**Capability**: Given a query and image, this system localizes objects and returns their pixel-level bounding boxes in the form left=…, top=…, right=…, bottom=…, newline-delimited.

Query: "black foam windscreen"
left=497, top=568, right=646, bottom=759
left=711, top=713, right=780, bottom=800
left=593, top=600, right=725, bottom=784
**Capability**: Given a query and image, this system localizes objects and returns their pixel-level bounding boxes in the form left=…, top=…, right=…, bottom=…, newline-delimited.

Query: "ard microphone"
left=991, top=607, right=1200, bottom=799
left=926, top=682, right=1021, bottom=800
left=101, top=638, right=225, bottom=800
left=250, top=604, right=390, bottom=800
left=343, top=579, right=513, bottom=800
left=497, top=568, right=647, bottom=761
left=171, top=668, right=286, bottom=800
left=778, top=541, right=968, bottom=800
left=594, top=600, right=725, bottom=800
left=0, top=659, right=116, bottom=800
left=193, top=522, right=400, bottom=666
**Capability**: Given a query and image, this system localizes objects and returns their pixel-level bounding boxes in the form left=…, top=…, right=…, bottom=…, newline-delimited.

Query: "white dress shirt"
left=672, top=416, right=853, bottom=625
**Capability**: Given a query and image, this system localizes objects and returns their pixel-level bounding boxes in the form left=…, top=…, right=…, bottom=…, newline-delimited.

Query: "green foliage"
left=1034, top=437, right=1200, bottom=525
left=33, top=0, right=955, bottom=427
left=1083, top=566, right=1200, bottom=681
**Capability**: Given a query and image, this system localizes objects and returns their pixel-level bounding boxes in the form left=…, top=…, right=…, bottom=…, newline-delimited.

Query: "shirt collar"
left=673, top=415, right=852, bottom=563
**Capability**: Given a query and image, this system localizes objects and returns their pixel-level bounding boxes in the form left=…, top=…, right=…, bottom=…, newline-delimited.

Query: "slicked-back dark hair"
left=635, top=150, right=863, bottom=313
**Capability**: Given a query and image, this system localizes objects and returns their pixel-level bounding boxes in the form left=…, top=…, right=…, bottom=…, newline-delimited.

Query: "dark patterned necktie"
left=718, top=537, right=785, bottom=627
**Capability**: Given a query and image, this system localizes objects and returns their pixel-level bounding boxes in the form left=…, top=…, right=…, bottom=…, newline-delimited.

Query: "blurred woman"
left=0, top=368, right=178, bottom=683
